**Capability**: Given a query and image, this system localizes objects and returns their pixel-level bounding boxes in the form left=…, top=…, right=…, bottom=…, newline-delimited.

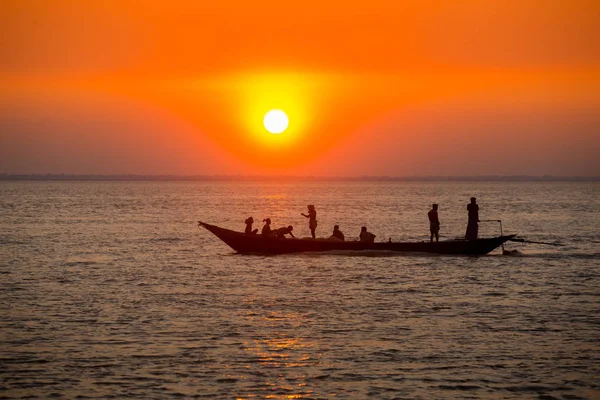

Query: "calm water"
left=1, top=181, right=599, bottom=399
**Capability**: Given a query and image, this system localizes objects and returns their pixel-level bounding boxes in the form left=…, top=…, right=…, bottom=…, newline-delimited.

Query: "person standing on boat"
left=244, top=217, right=258, bottom=235
left=330, top=225, right=345, bottom=241
left=465, top=197, right=479, bottom=240
left=261, top=218, right=273, bottom=236
left=359, top=226, right=376, bottom=243
left=274, top=225, right=295, bottom=239
left=428, top=204, right=440, bottom=242
left=301, top=205, right=318, bottom=239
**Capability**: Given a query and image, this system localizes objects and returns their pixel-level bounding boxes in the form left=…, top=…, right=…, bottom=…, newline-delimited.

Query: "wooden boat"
left=198, top=221, right=516, bottom=256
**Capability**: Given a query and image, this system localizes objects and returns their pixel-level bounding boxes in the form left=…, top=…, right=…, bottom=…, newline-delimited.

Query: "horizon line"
left=1, top=173, right=599, bottom=182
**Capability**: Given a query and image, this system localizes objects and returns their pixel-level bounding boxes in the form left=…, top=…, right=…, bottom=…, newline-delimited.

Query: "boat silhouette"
left=198, top=221, right=515, bottom=256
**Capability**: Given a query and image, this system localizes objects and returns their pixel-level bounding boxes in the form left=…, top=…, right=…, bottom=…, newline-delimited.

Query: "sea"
left=1, top=180, right=599, bottom=399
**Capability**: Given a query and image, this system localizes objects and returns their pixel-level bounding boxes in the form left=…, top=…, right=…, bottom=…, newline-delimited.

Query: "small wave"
left=504, top=385, right=553, bottom=392
left=567, top=252, right=600, bottom=260
left=505, top=252, right=599, bottom=260
left=482, top=291, right=507, bottom=297
left=215, top=377, right=238, bottom=383
left=0, top=239, right=28, bottom=245
left=150, top=237, right=185, bottom=242
left=437, top=384, right=482, bottom=391
left=63, top=261, right=98, bottom=267
left=308, top=374, right=331, bottom=381
left=0, top=235, right=28, bottom=245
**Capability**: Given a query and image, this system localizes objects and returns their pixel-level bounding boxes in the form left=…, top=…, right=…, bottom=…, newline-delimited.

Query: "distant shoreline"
left=1, top=174, right=599, bottom=182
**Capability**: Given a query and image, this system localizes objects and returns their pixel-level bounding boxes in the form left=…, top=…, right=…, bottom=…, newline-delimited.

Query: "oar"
left=508, top=238, right=565, bottom=247
left=480, top=220, right=564, bottom=247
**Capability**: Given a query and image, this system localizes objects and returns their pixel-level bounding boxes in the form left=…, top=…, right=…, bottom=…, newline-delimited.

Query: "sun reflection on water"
left=238, top=308, right=322, bottom=399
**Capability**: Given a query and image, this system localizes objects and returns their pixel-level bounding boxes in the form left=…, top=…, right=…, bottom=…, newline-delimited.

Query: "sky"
left=1, top=0, right=599, bottom=176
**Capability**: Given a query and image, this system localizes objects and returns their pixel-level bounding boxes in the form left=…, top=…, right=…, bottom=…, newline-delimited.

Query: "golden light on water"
left=236, top=305, right=322, bottom=399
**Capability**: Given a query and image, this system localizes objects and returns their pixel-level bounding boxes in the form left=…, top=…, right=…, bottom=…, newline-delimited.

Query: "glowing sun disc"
left=263, top=110, right=289, bottom=134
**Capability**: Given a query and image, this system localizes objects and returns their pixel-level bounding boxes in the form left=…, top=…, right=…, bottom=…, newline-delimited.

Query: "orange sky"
left=1, top=0, right=599, bottom=176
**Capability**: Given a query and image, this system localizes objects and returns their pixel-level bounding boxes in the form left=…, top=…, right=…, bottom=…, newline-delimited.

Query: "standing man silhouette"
left=301, top=205, right=318, bottom=239
left=465, top=197, right=479, bottom=240
left=428, top=204, right=440, bottom=242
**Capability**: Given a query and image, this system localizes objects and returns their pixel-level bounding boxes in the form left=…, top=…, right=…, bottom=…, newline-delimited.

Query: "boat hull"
left=198, top=222, right=515, bottom=256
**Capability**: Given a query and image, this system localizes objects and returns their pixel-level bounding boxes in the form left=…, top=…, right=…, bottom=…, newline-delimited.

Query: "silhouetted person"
left=330, top=225, right=345, bottom=241
left=244, top=217, right=258, bottom=235
left=359, top=226, right=376, bottom=243
left=261, top=218, right=272, bottom=236
left=301, top=205, right=318, bottom=238
left=274, top=225, right=295, bottom=239
left=428, top=204, right=440, bottom=242
left=465, top=197, right=479, bottom=240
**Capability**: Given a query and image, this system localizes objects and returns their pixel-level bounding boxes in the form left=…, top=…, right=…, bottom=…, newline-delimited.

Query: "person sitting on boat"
left=261, top=218, right=273, bottom=236
left=465, top=197, right=479, bottom=240
left=244, top=217, right=258, bottom=235
left=359, top=226, right=376, bottom=243
left=428, top=204, right=440, bottom=242
left=330, top=225, right=345, bottom=241
left=301, top=205, right=318, bottom=239
left=273, top=225, right=295, bottom=239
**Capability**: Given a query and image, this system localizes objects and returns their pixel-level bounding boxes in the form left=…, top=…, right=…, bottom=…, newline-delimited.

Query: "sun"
left=263, top=109, right=289, bottom=134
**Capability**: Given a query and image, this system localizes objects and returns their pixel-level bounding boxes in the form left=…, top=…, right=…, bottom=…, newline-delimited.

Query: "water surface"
left=1, top=181, right=599, bottom=399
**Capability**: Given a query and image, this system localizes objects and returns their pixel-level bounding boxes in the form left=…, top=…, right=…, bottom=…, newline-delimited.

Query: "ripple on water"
left=1, top=181, right=599, bottom=399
